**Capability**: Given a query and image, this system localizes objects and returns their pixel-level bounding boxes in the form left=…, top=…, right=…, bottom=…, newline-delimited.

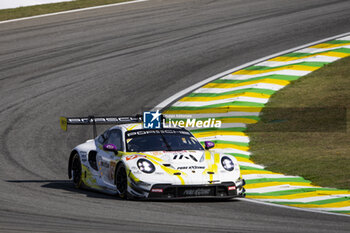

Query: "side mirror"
left=103, top=144, right=118, bottom=154
left=204, top=141, right=215, bottom=150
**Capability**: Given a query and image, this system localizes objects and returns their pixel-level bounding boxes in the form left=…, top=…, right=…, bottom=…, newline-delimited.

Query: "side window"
left=106, top=129, right=123, bottom=151
left=97, top=131, right=108, bottom=144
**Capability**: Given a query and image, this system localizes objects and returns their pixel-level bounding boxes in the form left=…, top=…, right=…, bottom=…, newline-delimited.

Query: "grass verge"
left=0, top=0, right=134, bottom=21
left=247, top=56, right=350, bottom=189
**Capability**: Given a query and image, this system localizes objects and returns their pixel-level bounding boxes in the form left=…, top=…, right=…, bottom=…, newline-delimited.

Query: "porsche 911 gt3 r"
left=60, top=115, right=245, bottom=199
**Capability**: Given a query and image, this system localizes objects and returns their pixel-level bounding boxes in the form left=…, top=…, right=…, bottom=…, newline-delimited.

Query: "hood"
left=142, top=150, right=207, bottom=170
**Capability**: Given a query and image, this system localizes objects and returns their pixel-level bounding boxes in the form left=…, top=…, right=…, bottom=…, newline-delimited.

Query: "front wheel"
left=115, top=163, right=128, bottom=199
left=71, top=153, right=83, bottom=188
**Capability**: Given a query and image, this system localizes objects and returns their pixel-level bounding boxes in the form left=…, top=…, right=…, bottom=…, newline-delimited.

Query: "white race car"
left=60, top=115, right=245, bottom=199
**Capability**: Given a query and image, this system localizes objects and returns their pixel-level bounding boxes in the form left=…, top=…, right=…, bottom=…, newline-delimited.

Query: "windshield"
left=125, top=129, right=204, bottom=152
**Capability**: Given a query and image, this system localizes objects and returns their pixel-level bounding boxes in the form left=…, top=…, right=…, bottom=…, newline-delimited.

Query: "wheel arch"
left=114, top=161, right=126, bottom=185
left=68, top=150, right=78, bottom=179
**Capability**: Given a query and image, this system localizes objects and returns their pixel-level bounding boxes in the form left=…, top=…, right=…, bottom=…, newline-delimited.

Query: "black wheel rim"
left=72, top=156, right=81, bottom=185
left=116, top=166, right=127, bottom=194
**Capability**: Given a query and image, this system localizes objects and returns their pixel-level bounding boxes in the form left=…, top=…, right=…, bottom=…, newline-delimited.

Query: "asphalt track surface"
left=1, top=0, right=350, bottom=232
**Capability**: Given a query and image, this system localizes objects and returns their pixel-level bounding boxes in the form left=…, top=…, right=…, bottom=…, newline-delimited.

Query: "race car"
left=60, top=115, right=245, bottom=199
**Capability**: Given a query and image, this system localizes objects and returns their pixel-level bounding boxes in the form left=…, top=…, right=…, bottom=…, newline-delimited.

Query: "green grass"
left=0, top=0, right=134, bottom=21
left=247, top=56, right=350, bottom=189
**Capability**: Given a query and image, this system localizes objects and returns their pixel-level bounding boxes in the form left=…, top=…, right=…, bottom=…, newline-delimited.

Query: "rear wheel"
left=115, top=163, right=128, bottom=199
left=71, top=154, right=83, bottom=188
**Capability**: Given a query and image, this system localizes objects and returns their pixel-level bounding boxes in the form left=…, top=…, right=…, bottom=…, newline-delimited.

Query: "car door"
left=96, top=129, right=123, bottom=188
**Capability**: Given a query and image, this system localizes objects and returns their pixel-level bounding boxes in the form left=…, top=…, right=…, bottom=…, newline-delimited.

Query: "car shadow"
left=6, top=179, right=121, bottom=200
left=144, top=197, right=240, bottom=203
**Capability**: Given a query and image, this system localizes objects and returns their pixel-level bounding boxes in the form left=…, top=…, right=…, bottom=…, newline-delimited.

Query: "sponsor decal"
left=228, top=186, right=236, bottom=191
left=183, top=188, right=211, bottom=196
left=126, top=154, right=146, bottom=161
left=173, top=153, right=198, bottom=162
left=100, top=161, right=109, bottom=168
left=126, top=129, right=190, bottom=137
left=166, top=150, right=188, bottom=154
left=130, top=166, right=142, bottom=174
left=164, top=118, right=221, bottom=128
left=110, top=161, right=117, bottom=166
left=176, top=166, right=205, bottom=170
left=150, top=151, right=162, bottom=156
left=80, top=152, right=87, bottom=159
left=143, top=110, right=162, bottom=129
left=151, top=188, right=163, bottom=193
left=143, top=111, right=222, bottom=129
left=67, top=116, right=141, bottom=124
left=109, top=161, right=117, bottom=180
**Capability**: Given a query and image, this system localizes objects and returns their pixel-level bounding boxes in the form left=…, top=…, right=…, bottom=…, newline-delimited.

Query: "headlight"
left=221, top=156, right=234, bottom=171
left=137, top=159, right=155, bottom=174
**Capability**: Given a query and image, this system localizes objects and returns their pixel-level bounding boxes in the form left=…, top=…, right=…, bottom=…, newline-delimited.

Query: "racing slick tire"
left=71, top=153, right=83, bottom=188
left=115, top=163, right=129, bottom=199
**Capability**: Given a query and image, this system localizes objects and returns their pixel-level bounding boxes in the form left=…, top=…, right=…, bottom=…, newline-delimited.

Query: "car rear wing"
left=60, top=115, right=143, bottom=137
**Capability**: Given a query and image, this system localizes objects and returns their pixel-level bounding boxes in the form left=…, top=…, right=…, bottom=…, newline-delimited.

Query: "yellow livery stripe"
left=146, top=155, right=186, bottom=185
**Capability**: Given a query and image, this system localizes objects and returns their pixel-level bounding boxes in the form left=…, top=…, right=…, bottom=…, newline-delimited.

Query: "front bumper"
left=147, top=180, right=245, bottom=199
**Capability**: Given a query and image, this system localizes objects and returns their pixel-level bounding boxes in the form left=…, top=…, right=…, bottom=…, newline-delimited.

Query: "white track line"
left=240, top=198, right=350, bottom=217
left=0, top=0, right=148, bottom=24
left=340, top=35, right=350, bottom=40
left=255, top=195, right=350, bottom=203
left=296, top=45, right=350, bottom=54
